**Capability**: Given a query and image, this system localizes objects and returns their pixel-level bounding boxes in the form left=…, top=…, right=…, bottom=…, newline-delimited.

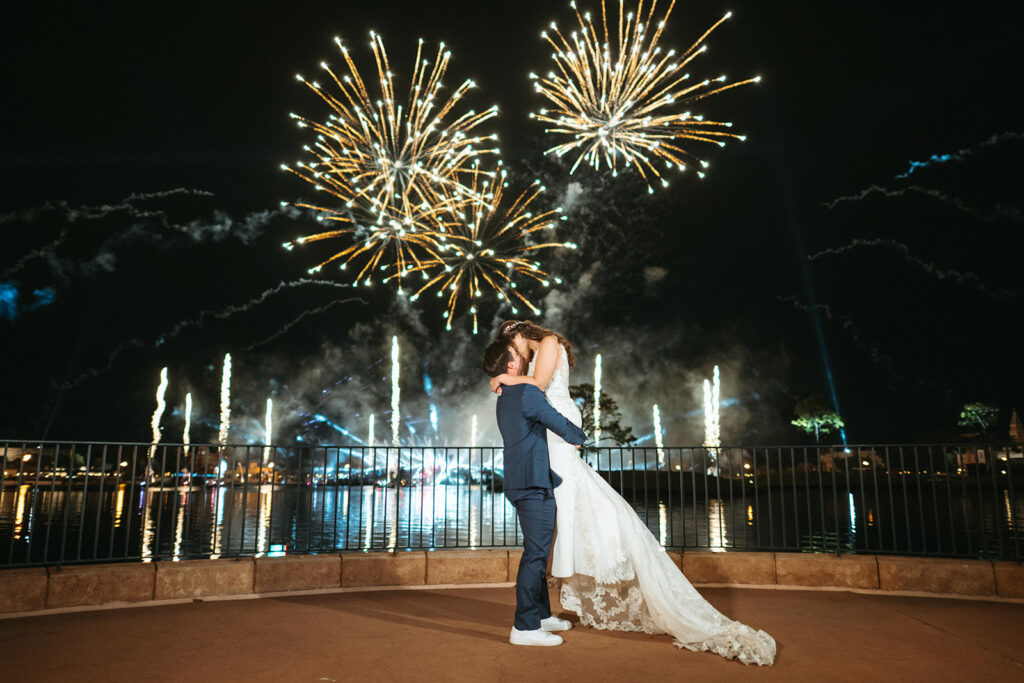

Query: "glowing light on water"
left=658, top=501, right=668, bottom=546
left=709, top=498, right=727, bottom=551
left=218, top=353, right=232, bottom=445
left=391, top=336, right=401, bottom=446
left=182, top=392, right=192, bottom=452
left=593, top=354, right=603, bottom=445
left=264, top=398, right=273, bottom=464
left=13, top=484, right=28, bottom=539
left=652, top=404, right=665, bottom=468
left=114, top=484, right=125, bottom=529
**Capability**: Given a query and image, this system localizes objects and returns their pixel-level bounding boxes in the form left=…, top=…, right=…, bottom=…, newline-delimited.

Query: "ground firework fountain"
left=147, top=367, right=169, bottom=479
left=218, top=353, right=231, bottom=445
left=703, top=365, right=721, bottom=474
left=652, top=403, right=665, bottom=468
left=593, top=353, right=602, bottom=444
left=183, top=392, right=192, bottom=452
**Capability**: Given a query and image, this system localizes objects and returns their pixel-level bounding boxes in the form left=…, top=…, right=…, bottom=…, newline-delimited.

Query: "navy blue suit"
left=495, top=384, right=586, bottom=630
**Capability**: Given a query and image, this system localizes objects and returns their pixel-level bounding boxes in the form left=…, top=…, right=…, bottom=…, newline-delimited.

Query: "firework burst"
left=408, top=166, right=577, bottom=333
left=530, top=0, right=760, bottom=190
left=282, top=33, right=500, bottom=288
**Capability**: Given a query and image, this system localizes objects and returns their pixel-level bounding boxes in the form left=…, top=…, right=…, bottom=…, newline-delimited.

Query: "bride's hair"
left=497, top=320, right=576, bottom=367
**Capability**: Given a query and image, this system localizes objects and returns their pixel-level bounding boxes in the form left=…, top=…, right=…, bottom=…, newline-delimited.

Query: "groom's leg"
left=508, top=487, right=556, bottom=631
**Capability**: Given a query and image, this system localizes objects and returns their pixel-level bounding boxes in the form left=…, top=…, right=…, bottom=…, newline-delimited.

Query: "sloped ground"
left=3, top=585, right=1023, bottom=681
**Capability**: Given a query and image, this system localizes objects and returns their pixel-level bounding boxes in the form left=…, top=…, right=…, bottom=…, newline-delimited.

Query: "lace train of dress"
left=531, top=346, right=776, bottom=666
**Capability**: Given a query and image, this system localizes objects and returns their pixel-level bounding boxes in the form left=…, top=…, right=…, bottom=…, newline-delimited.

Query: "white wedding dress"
left=530, top=346, right=776, bottom=666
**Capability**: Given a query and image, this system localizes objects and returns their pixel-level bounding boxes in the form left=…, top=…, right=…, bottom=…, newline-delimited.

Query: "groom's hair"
left=482, top=339, right=514, bottom=378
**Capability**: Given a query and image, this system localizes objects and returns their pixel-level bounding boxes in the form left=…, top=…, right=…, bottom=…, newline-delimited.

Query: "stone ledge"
left=775, top=553, right=879, bottom=589
left=993, top=562, right=1024, bottom=599
left=427, top=550, right=508, bottom=585
left=46, top=562, right=155, bottom=608
left=0, top=567, right=48, bottom=613
left=254, top=554, right=341, bottom=593
left=342, top=552, right=426, bottom=587
left=155, top=558, right=254, bottom=600
left=878, top=555, right=996, bottom=596
left=682, top=551, right=777, bottom=585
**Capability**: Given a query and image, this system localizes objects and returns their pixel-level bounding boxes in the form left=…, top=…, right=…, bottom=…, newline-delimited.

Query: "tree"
left=569, top=383, right=636, bottom=446
left=958, top=401, right=999, bottom=436
left=791, top=396, right=845, bottom=443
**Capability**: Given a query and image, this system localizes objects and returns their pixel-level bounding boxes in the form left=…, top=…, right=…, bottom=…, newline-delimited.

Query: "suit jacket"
left=495, top=384, right=587, bottom=490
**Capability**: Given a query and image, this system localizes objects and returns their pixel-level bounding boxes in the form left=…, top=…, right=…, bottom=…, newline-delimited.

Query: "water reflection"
left=708, top=499, right=727, bottom=552
left=2, top=476, right=1022, bottom=564
left=13, top=484, right=28, bottom=539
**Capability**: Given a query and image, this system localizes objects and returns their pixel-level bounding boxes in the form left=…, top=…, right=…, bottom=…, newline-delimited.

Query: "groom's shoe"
left=540, top=616, right=572, bottom=632
left=509, top=627, right=563, bottom=646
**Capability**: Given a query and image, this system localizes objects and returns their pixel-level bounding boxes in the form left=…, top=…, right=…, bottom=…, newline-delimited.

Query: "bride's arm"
left=488, top=336, right=560, bottom=393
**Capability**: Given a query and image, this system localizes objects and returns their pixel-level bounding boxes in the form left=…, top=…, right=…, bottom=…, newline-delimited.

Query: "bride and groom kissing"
left=481, top=320, right=776, bottom=665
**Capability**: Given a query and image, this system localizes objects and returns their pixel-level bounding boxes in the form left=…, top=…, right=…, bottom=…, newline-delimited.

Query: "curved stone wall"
left=1, top=550, right=1022, bottom=616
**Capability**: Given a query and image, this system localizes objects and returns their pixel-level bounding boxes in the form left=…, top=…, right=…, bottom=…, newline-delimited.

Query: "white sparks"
left=653, top=403, right=665, bottom=469
left=593, top=354, right=603, bottom=445
left=391, top=335, right=401, bottom=446
left=218, top=353, right=232, bottom=445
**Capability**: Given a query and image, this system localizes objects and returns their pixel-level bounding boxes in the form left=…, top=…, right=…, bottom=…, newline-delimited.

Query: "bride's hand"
left=489, top=373, right=510, bottom=393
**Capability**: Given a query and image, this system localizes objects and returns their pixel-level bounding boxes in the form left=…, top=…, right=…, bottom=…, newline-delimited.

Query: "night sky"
left=1, top=1, right=1021, bottom=446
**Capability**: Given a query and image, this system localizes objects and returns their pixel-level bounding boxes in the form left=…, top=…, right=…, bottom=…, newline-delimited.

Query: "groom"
left=482, top=339, right=587, bottom=647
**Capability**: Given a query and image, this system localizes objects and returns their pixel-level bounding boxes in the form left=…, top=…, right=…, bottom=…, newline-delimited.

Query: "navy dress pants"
left=504, top=487, right=556, bottom=631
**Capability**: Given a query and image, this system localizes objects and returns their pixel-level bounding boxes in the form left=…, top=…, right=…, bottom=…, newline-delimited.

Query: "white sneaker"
left=509, top=627, right=564, bottom=646
left=540, top=616, right=572, bottom=632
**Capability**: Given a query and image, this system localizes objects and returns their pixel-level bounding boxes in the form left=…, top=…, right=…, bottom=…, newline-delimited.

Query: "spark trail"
left=530, top=0, right=759, bottom=189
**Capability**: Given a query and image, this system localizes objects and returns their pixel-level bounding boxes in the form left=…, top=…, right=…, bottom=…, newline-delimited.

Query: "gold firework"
left=281, top=33, right=500, bottom=286
left=530, top=0, right=760, bottom=190
left=409, top=165, right=577, bottom=334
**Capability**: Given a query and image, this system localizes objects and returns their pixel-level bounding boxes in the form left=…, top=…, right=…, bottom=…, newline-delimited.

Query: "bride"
left=488, top=320, right=776, bottom=666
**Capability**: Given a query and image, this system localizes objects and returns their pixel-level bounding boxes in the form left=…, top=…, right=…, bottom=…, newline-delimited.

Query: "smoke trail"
left=218, top=353, right=232, bottom=445
left=368, top=414, right=375, bottom=447
left=896, top=132, right=1024, bottom=178
left=823, top=185, right=1017, bottom=223
left=242, top=297, right=367, bottom=351
left=65, top=278, right=357, bottom=388
left=808, top=238, right=1009, bottom=298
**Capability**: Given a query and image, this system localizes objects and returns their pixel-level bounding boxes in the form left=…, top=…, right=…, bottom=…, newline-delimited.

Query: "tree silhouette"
left=791, top=395, right=845, bottom=443
left=958, top=401, right=999, bottom=436
left=569, top=383, right=636, bottom=446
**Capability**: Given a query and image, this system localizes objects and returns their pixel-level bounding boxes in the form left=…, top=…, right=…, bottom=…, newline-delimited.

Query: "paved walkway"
left=3, top=585, right=1024, bottom=681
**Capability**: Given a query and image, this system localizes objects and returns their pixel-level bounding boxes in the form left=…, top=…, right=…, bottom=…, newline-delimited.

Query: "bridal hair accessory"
left=503, top=321, right=525, bottom=335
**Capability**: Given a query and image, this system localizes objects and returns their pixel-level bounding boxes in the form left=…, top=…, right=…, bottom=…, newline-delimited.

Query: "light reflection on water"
left=1, top=480, right=1023, bottom=564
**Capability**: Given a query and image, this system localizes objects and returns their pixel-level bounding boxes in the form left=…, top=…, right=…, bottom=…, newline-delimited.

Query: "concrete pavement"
left=2, top=585, right=1023, bottom=681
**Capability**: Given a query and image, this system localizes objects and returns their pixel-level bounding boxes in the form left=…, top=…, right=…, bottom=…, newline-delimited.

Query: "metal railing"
left=1, top=440, right=1021, bottom=567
